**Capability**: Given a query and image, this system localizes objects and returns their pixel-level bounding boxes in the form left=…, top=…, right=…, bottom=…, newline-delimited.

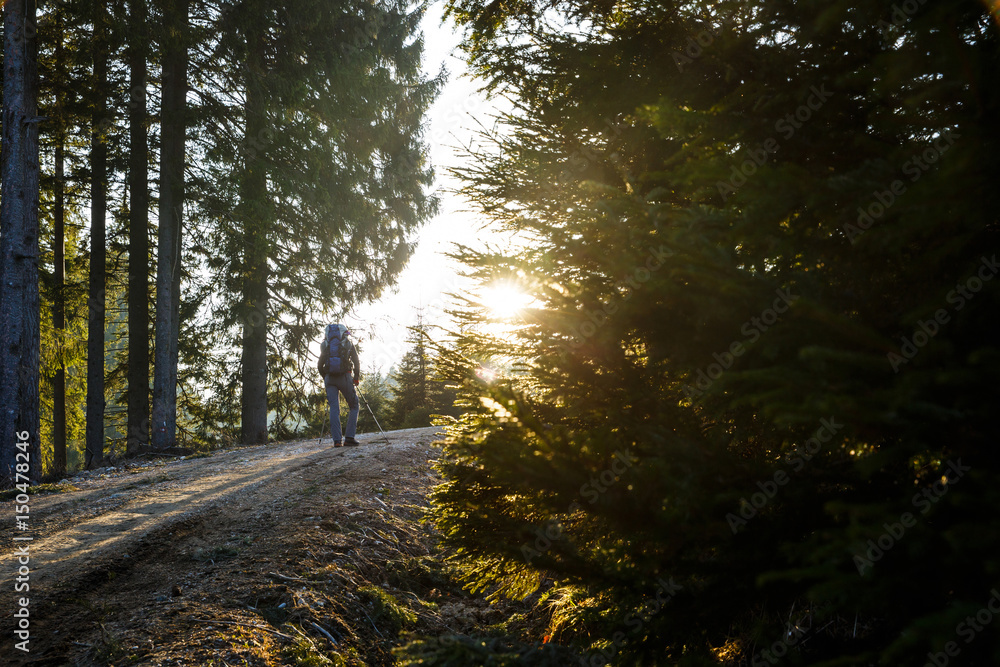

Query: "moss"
left=393, top=634, right=576, bottom=666
left=282, top=637, right=369, bottom=667
left=358, top=585, right=417, bottom=636
left=283, top=636, right=336, bottom=666
left=482, top=612, right=529, bottom=637
left=0, top=482, right=78, bottom=500
left=190, top=545, right=240, bottom=563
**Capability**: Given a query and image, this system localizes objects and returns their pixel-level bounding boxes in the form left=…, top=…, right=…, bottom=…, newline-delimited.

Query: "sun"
left=478, top=282, right=536, bottom=320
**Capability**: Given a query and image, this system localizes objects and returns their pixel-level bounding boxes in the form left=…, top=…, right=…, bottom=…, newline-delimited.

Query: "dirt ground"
left=1, top=427, right=541, bottom=666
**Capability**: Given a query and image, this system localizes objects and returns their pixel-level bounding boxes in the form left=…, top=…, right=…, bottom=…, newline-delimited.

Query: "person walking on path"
left=318, top=324, right=362, bottom=447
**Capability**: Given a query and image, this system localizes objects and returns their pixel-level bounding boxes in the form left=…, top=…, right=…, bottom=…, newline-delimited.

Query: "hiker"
left=318, top=323, right=362, bottom=447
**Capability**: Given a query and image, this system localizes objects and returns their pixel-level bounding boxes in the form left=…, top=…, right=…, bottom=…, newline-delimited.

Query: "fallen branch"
left=309, top=620, right=339, bottom=645
left=288, top=623, right=322, bottom=652
left=358, top=607, right=385, bottom=639
left=268, top=571, right=328, bottom=584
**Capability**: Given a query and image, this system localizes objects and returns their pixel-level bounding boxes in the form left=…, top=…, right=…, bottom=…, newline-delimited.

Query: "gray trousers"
left=325, top=373, right=359, bottom=441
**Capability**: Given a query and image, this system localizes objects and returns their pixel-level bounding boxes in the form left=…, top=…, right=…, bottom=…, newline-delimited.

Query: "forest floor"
left=0, top=427, right=547, bottom=666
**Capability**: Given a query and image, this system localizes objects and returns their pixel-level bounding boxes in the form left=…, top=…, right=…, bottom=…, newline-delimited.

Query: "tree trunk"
left=151, top=0, right=187, bottom=449
left=240, top=17, right=269, bottom=445
left=127, top=0, right=150, bottom=454
left=53, top=130, right=67, bottom=476
left=85, top=0, right=109, bottom=469
left=0, top=0, right=41, bottom=487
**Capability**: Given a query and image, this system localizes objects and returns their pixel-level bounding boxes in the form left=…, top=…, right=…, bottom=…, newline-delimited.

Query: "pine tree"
left=0, top=0, right=42, bottom=487
left=47, top=1, right=72, bottom=475
left=84, top=0, right=110, bottom=468
left=189, top=0, right=441, bottom=444
left=429, top=0, right=1000, bottom=663
left=356, top=368, right=392, bottom=434
left=390, top=324, right=430, bottom=427
left=37, top=0, right=93, bottom=476
left=1, top=0, right=439, bottom=474
left=389, top=318, right=458, bottom=429
left=126, top=0, right=151, bottom=453
left=151, top=0, right=188, bottom=448
left=235, top=0, right=269, bottom=445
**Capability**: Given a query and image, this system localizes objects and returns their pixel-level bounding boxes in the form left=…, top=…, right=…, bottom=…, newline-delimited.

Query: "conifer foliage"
left=431, top=0, right=1000, bottom=663
left=192, top=0, right=442, bottom=444
left=0, top=0, right=440, bottom=478
left=389, top=318, right=459, bottom=428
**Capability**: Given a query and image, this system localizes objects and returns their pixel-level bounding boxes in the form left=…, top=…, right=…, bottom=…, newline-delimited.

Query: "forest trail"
left=1, top=427, right=510, bottom=666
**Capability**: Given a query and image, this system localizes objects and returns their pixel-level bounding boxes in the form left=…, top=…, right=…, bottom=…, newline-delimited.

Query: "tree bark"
left=240, top=16, right=269, bottom=445
left=85, top=0, right=109, bottom=469
left=127, top=0, right=150, bottom=454
left=0, top=0, right=41, bottom=487
left=151, top=0, right=187, bottom=448
left=49, top=11, right=68, bottom=476
left=53, top=125, right=67, bottom=476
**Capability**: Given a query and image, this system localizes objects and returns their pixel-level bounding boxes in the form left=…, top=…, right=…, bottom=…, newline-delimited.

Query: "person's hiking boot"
left=344, top=437, right=360, bottom=447
left=333, top=440, right=343, bottom=448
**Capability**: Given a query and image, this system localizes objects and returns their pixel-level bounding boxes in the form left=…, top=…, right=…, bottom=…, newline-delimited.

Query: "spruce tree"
left=151, top=0, right=188, bottom=448
left=37, top=0, right=93, bottom=475
left=357, top=368, right=392, bottom=434
left=190, top=0, right=441, bottom=444
left=42, top=0, right=74, bottom=475
left=429, top=0, right=1000, bottom=663
left=84, top=0, right=110, bottom=468
left=0, top=0, right=42, bottom=486
left=126, top=0, right=151, bottom=453
left=390, top=318, right=459, bottom=428
left=390, top=323, right=430, bottom=427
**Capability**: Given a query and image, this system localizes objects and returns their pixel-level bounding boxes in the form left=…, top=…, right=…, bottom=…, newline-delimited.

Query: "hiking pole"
left=320, top=406, right=329, bottom=445
left=316, top=373, right=329, bottom=445
left=356, top=386, right=392, bottom=446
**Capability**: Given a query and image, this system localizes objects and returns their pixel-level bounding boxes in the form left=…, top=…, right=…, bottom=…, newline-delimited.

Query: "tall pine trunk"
left=53, top=131, right=67, bottom=475
left=50, top=16, right=68, bottom=476
left=50, top=8, right=68, bottom=476
left=151, top=0, right=187, bottom=448
left=0, top=0, right=41, bottom=487
left=239, top=17, right=269, bottom=445
left=127, top=0, right=150, bottom=454
left=85, top=0, right=109, bottom=468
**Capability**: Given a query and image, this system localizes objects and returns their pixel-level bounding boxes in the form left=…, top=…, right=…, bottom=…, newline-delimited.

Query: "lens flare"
left=478, top=282, right=535, bottom=320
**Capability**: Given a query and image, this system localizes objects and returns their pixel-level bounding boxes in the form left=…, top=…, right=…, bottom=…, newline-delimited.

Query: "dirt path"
left=1, top=427, right=489, bottom=666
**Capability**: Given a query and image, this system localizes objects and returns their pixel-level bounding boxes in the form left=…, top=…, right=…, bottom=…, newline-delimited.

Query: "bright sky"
left=345, top=1, right=505, bottom=374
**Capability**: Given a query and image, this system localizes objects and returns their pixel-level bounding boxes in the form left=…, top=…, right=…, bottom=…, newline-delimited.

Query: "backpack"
left=324, top=324, right=350, bottom=375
